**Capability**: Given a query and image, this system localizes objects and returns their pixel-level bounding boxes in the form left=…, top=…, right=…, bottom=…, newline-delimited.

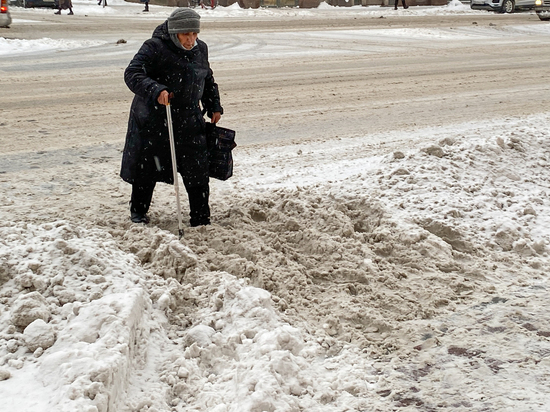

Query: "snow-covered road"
left=2, top=3, right=550, bottom=411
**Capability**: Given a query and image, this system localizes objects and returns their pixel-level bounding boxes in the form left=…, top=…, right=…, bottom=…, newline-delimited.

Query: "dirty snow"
left=2, top=108, right=550, bottom=410
left=2, top=2, right=550, bottom=412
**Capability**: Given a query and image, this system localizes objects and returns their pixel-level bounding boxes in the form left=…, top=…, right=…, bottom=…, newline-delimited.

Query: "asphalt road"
left=1, top=8, right=550, bottom=168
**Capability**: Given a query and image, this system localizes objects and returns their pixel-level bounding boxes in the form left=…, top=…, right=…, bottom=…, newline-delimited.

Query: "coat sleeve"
left=199, top=42, right=224, bottom=118
left=124, top=39, right=168, bottom=103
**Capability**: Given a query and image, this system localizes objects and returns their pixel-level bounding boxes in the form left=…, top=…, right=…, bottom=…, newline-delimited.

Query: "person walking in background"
left=121, top=8, right=223, bottom=226
left=55, top=0, right=73, bottom=14
left=394, top=0, right=408, bottom=9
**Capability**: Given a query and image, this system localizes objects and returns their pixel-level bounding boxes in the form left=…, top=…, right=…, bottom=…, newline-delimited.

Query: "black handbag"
left=205, top=123, right=237, bottom=181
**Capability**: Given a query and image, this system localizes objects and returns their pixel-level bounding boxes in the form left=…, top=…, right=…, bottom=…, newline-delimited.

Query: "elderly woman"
left=121, top=8, right=223, bottom=226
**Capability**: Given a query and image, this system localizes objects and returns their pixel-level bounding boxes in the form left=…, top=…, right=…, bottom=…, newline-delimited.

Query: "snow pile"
left=2, top=113, right=550, bottom=410
left=0, top=222, right=377, bottom=411
left=132, top=273, right=379, bottom=411
left=0, top=222, right=153, bottom=411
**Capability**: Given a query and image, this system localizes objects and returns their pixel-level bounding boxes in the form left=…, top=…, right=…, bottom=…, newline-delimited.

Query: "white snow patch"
left=0, top=37, right=107, bottom=55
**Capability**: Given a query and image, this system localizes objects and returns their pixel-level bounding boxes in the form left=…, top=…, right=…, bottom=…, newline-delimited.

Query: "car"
left=470, top=0, right=536, bottom=13
left=535, top=0, right=550, bottom=20
left=25, top=0, right=58, bottom=6
left=1, top=0, right=12, bottom=28
left=9, top=0, right=58, bottom=7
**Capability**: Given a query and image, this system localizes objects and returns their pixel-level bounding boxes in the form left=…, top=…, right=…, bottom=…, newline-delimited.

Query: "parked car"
left=0, top=0, right=11, bottom=28
left=0, top=0, right=11, bottom=27
left=535, top=0, right=550, bottom=20
left=9, top=0, right=58, bottom=7
left=470, top=0, right=536, bottom=13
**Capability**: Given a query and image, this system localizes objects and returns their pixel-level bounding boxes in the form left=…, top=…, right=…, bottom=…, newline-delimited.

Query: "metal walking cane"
left=166, top=102, right=184, bottom=239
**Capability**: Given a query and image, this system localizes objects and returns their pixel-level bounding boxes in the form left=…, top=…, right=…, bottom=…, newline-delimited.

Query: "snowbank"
left=2, top=112, right=550, bottom=410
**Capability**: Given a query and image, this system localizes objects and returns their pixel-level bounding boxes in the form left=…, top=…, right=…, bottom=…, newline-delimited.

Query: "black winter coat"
left=120, top=22, right=223, bottom=187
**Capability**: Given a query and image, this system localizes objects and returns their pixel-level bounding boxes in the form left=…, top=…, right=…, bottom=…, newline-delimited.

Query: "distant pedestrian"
left=394, top=0, right=408, bottom=9
left=141, top=0, right=149, bottom=12
left=55, top=0, right=73, bottom=14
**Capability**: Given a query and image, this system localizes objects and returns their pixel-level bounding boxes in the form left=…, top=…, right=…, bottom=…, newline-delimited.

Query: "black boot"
left=187, top=185, right=210, bottom=227
left=130, top=181, right=156, bottom=224
left=130, top=210, right=150, bottom=224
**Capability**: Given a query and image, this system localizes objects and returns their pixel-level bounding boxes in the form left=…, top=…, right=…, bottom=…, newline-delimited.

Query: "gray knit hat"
left=167, top=8, right=200, bottom=34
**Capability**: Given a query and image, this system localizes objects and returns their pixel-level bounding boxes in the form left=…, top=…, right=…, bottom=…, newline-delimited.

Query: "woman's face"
left=177, top=32, right=198, bottom=50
